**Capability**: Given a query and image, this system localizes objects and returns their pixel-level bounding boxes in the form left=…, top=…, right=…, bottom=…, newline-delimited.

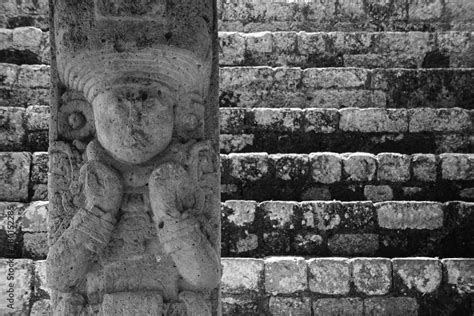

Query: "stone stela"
left=46, top=0, right=220, bottom=315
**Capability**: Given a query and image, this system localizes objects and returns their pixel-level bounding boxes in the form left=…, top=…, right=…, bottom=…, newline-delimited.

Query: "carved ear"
left=175, top=92, right=205, bottom=141
left=58, top=91, right=95, bottom=141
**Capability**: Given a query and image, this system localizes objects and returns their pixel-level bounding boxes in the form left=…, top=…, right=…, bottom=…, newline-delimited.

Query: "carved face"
left=93, top=85, right=173, bottom=164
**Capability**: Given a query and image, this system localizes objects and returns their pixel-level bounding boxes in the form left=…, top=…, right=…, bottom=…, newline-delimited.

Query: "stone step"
left=2, top=151, right=473, bottom=203
left=2, top=106, right=473, bottom=153
left=220, top=152, right=474, bottom=202
left=2, top=257, right=473, bottom=315
left=220, top=67, right=474, bottom=109
left=3, top=64, right=474, bottom=109
left=3, top=27, right=474, bottom=69
left=1, top=200, right=473, bottom=258
left=219, top=0, right=474, bottom=33
left=221, top=31, right=474, bottom=68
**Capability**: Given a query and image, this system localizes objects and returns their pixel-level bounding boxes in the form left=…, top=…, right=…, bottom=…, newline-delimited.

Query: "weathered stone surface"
left=261, top=201, right=295, bottom=229
left=268, top=297, right=311, bottom=316
left=23, top=232, right=48, bottom=258
left=328, top=234, right=379, bottom=256
left=351, top=258, right=392, bottom=295
left=442, top=259, right=474, bottom=294
left=30, top=299, right=51, bottom=316
left=270, top=154, right=309, bottom=181
left=364, top=297, right=418, bottom=316
left=300, top=201, right=342, bottom=231
left=229, top=153, right=269, bottom=182
left=364, top=185, right=393, bottom=202
left=309, top=153, right=342, bottom=184
left=339, top=108, right=408, bottom=133
left=220, top=134, right=254, bottom=153
left=31, top=152, right=48, bottom=184
left=377, top=153, right=411, bottom=182
left=412, top=154, right=437, bottom=182
left=25, top=105, right=49, bottom=132
left=22, top=201, right=48, bottom=233
left=409, top=108, right=472, bottom=132
left=0, top=107, right=26, bottom=150
left=307, top=258, right=350, bottom=295
left=225, top=200, right=257, bottom=227
left=264, top=257, right=307, bottom=295
left=392, top=258, right=442, bottom=294
left=253, top=108, right=303, bottom=132
left=0, top=259, right=34, bottom=315
left=0, top=152, right=31, bottom=202
left=376, top=202, right=444, bottom=230
left=440, top=154, right=474, bottom=180
left=222, top=295, right=260, bottom=315
left=219, top=32, right=245, bottom=66
left=34, top=260, right=51, bottom=296
left=221, top=258, right=264, bottom=294
left=343, top=153, right=377, bottom=182
left=312, top=298, right=363, bottom=316
left=303, top=108, right=339, bottom=133
left=303, top=68, right=369, bottom=89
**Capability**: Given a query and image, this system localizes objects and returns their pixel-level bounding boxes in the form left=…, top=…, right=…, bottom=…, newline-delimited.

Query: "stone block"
left=339, top=108, right=408, bottom=133
left=351, top=258, right=392, bottom=295
left=233, top=234, right=258, bottom=254
left=392, top=258, right=442, bottom=294
left=219, top=32, right=245, bottom=65
left=442, top=259, right=474, bottom=294
left=309, top=152, right=342, bottom=184
left=264, top=257, right=307, bottom=295
left=12, top=26, right=43, bottom=52
left=377, top=153, right=411, bottom=182
left=25, top=105, right=49, bottom=132
left=440, top=154, right=474, bottom=180
left=22, top=201, right=48, bottom=232
left=0, top=152, right=31, bottom=202
left=307, top=90, right=380, bottom=109
left=268, top=296, right=311, bottom=316
left=0, top=259, right=34, bottom=315
left=228, top=153, right=269, bottom=182
left=300, top=201, right=342, bottom=231
left=30, top=299, right=51, bottom=315
left=31, top=152, right=48, bottom=184
left=17, top=64, right=50, bottom=88
left=376, top=202, right=444, bottom=230
left=34, top=260, right=51, bottom=296
left=0, top=63, right=19, bottom=86
left=312, top=298, right=363, bottom=316
left=224, top=200, right=256, bottom=227
left=245, top=32, right=273, bottom=54
left=364, top=185, right=393, bottom=202
left=364, top=297, right=418, bottom=316
left=221, top=258, right=264, bottom=294
left=302, top=68, right=369, bottom=89
left=260, top=201, right=296, bottom=229
left=222, top=295, right=259, bottom=315
left=31, top=184, right=47, bottom=201
left=219, top=108, right=250, bottom=133
left=343, top=153, right=377, bottom=182
left=0, top=107, right=26, bottom=150
left=328, top=234, right=379, bottom=256
left=340, top=202, right=377, bottom=231
left=412, top=154, right=437, bottom=182
left=303, top=108, right=339, bottom=133
left=102, top=291, right=163, bottom=315
left=253, top=108, right=303, bottom=132
left=220, top=134, right=254, bottom=153
left=307, top=258, right=350, bottom=295
left=22, top=232, right=48, bottom=258
left=273, top=32, right=301, bottom=66
left=409, top=108, right=471, bottom=132
left=270, top=154, right=309, bottom=182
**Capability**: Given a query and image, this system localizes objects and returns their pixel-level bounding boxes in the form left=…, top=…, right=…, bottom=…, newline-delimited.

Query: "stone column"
left=47, top=1, right=220, bottom=315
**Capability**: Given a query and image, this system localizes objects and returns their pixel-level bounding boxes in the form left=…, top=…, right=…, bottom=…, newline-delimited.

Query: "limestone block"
left=12, top=27, right=43, bottom=52
left=409, top=108, right=471, bottom=132
left=273, top=32, right=301, bottom=66
left=412, top=154, right=437, bottom=182
left=268, top=296, right=311, bottom=316
left=328, top=234, right=379, bottom=256
left=221, top=258, right=264, bottom=294
left=351, top=258, right=392, bottom=295
left=270, top=154, right=309, bottom=181
left=303, top=108, right=339, bottom=133
left=376, top=202, right=444, bottom=230
left=442, top=259, right=474, bottom=294
left=309, top=152, right=342, bottom=184
left=302, top=68, right=369, bottom=89
left=307, top=258, right=350, bottom=295
left=0, top=63, right=19, bottom=86
left=220, top=134, right=254, bottom=153
left=219, top=108, right=249, bottom=133
left=17, top=64, right=50, bottom=88
left=392, top=258, right=442, bottom=294
left=339, top=108, right=408, bottom=133
left=364, top=185, right=393, bottom=202
left=440, top=154, right=474, bottom=180
left=0, top=107, right=26, bottom=150
left=260, top=201, right=296, bottom=229
left=300, top=201, right=343, bottom=231
left=219, top=32, right=245, bottom=65
left=306, top=90, right=381, bottom=109
left=34, top=260, right=51, bottom=296
left=253, top=108, right=303, bottom=132
left=343, top=153, right=377, bottom=182
left=224, top=200, right=257, bottom=227
left=25, top=106, right=49, bottom=132
left=229, top=153, right=269, bottom=182
left=245, top=32, right=273, bottom=54
left=312, top=298, right=363, bottom=316
left=31, top=152, right=48, bottom=184
left=364, top=297, right=418, bottom=316
left=22, top=201, right=48, bottom=232
left=222, top=295, right=259, bottom=315
left=340, top=202, right=376, bottom=231
left=264, top=257, right=307, bottom=294
left=0, top=259, right=34, bottom=315
left=0, top=152, right=31, bottom=202
left=377, top=153, right=411, bottom=182
left=31, top=184, right=47, bottom=201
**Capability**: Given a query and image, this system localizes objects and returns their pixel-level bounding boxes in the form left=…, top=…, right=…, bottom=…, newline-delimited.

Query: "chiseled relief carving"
left=47, top=1, right=220, bottom=315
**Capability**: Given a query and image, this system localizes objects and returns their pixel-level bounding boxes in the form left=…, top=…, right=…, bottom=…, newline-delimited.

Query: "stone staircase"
left=0, top=0, right=473, bottom=315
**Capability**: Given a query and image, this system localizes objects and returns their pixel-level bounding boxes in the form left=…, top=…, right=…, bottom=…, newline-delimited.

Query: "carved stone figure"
left=47, top=1, right=220, bottom=315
